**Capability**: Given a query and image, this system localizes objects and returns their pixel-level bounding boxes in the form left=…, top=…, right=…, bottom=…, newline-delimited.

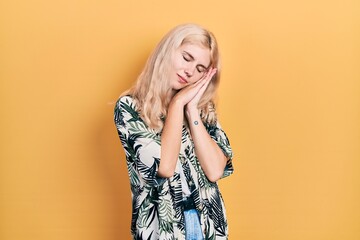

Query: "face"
left=170, top=43, right=211, bottom=91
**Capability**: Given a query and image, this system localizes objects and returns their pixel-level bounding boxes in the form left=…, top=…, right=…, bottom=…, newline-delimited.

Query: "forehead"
left=178, top=43, right=211, bottom=66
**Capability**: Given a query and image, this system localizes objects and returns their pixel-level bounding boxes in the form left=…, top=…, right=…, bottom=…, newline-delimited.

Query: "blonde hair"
left=122, top=23, right=221, bottom=131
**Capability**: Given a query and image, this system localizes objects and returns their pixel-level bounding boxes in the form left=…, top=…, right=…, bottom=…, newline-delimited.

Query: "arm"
left=157, top=99, right=184, bottom=178
left=185, top=109, right=227, bottom=182
left=184, top=68, right=233, bottom=182
left=158, top=74, right=213, bottom=178
left=114, top=96, right=167, bottom=187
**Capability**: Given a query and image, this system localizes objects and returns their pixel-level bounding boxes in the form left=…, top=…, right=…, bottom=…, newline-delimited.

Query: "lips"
left=177, top=74, right=188, bottom=84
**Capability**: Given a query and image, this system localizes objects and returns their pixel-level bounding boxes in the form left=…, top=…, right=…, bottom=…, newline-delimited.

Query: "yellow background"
left=1, top=0, right=359, bottom=239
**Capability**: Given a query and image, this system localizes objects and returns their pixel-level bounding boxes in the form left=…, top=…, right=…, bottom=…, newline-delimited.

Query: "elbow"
left=207, top=155, right=227, bottom=183
left=157, top=171, right=174, bottom=179
left=157, top=166, right=175, bottom=179
left=207, top=168, right=224, bottom=183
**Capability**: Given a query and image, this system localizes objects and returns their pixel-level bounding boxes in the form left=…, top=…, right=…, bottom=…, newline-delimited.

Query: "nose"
left=184, top=65, right=195, bottom=77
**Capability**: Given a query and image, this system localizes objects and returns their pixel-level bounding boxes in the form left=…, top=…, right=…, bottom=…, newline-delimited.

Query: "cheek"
left=196, top=71, right=206, bottom=80
left=192, top=74, right=203, bottom=83
left=172, top=54, right=185, bottom=69
left=170, top=55, right=179, bottom=70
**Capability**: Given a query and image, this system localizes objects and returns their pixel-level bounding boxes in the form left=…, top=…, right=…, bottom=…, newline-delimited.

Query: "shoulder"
left=116, top=95, right=135, bottom=107
left=115, top=95, right=138, bottom=112
left=114, top=94, right=141, bottom=123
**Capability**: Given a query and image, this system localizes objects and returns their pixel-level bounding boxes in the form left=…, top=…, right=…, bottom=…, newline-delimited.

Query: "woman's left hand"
left=186, top=67, right=217, bottom=112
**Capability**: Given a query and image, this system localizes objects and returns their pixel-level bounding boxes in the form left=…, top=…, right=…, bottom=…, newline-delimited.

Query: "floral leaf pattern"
left=114, top=96, right=234, bottom=240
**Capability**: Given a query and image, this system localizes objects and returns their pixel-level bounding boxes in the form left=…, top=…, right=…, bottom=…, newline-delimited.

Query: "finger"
left=195, top=68, right=214, bottom=88
left=200, top=67, right=213, bottom=81
left=197, top=76, right=212, bottom=95
left=178, top=77, right=207, bottom=102
left=205, top=68, right=217, bottom=81
left=188, top=75, right=208, bottom=92
left=181, top=68, right=215, bottom=100
left=191, top=71, right=214, bottom=102
left=200, top=68, right=217, bottom=91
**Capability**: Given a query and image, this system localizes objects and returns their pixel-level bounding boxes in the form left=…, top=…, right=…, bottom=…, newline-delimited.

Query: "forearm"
left=158, top=100, right=184, bottom=178
left=186, top=108, right=227, bottom=182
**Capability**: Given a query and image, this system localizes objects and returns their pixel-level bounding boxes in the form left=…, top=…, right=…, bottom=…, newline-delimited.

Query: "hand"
left=171, top=68, right=214, bottom=107
left=185, top=68, right=217, bottom=111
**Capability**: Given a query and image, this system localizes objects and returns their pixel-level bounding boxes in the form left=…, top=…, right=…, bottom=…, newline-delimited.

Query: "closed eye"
left=197, top=66, right=206, bottom=73
left=183, top=55, right=191, bottom=62
left=182, top=51, right=209, bottom=73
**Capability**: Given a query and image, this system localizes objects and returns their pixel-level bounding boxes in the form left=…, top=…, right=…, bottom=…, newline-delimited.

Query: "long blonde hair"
left=122, top=23, right=221, bottom=131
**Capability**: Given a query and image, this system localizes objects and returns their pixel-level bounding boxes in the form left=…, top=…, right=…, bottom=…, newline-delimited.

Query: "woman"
left=114, top=23, right=234, bottom=240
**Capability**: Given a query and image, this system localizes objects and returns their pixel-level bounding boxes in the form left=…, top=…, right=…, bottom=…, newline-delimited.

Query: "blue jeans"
left=184, top=209, right=204, bottom=240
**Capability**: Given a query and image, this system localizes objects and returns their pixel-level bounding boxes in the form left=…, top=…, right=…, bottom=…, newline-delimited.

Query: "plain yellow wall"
left=1, top=0, right=359, bottom=239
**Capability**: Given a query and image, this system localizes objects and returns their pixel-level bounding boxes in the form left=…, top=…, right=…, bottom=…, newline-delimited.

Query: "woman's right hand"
left=171, top=73, right=210, bottom=107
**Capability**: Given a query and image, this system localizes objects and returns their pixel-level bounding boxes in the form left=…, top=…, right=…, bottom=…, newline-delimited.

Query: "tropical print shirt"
left=114, top=95, right=234, bottom=240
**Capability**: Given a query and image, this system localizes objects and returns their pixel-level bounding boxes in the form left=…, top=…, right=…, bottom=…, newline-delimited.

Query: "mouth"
left=177, top=74, right=188, bottom=84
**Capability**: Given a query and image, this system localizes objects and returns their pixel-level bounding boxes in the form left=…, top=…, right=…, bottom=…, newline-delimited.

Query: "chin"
left=172, top=83, right=185, bottom=91
left=171, top=87, right=181, bottom=93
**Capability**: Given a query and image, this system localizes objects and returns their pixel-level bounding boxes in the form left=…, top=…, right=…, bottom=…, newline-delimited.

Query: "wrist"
left=170, top=97, right=185, bottom=109
left=185, top=107, right=200, bottom=121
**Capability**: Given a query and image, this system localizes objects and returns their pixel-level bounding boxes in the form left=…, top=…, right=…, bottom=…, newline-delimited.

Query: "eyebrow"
left=183, top=51, right=211, bottom=70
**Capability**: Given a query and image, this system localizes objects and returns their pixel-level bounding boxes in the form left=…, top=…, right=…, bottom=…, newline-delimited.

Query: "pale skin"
left=157, top=43, right=227, bottom=182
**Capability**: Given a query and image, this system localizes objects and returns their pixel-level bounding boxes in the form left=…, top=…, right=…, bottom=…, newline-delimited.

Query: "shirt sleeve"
left=205, top=120, right=234, bottom=179
left=114, top=96, right=166, bottom=187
